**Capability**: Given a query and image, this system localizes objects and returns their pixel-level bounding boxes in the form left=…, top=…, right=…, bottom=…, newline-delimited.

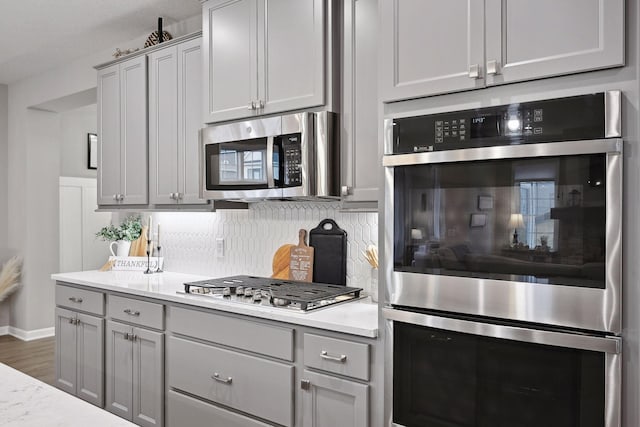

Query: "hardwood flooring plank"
left=0, top=335, right=55, bottom=385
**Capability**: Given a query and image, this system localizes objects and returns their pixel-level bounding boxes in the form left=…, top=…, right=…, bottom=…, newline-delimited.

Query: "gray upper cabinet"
left=380, top=0, right=485, bottom=102
left=381, top=0, right=624, bottom=102
left=258, top=0, right=325, bottom=116
left=341, top=0, right=380, bottom=205
left=484, top=0, right=624, bottom=86
left=203, top=0, right=325, bottom=123
left=149, top=36, right=206, bottom=206
left=97, top=55, right=148, bottom=205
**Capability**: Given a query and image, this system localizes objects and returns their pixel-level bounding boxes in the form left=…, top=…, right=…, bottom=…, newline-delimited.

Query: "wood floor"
left=0, top=335, right=55, bottom=385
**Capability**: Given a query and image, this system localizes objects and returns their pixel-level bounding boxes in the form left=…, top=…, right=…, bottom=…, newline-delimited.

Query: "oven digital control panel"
left=391, top=93, right=607, bottom=154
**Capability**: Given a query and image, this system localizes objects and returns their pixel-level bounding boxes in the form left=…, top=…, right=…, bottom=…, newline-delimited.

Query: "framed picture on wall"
left=88, top=133, right=97, bottom=170
left=478, top=195, right=493, bottom=210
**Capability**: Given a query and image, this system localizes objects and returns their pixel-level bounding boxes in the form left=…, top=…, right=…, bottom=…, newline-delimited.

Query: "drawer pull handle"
left=124, top=309, right=141, bottom=316
left=68, top=297, right=83, bottom=303
left=212, top=373, right=233, bottom=384
left=321, top=350, right=347, bottom=363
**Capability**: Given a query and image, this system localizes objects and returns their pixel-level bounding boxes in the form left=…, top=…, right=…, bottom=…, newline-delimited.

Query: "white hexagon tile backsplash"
left=153, top=202, right=378, bottom=292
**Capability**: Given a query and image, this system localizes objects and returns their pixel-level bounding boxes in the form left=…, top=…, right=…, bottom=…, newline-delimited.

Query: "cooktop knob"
left=244, top=288, right=253, bottom=297
left=235, top=286, right=244, bottom=296
left=253, top=292, right=262, bottom=302
left=222, top=287, right=231, bottom=297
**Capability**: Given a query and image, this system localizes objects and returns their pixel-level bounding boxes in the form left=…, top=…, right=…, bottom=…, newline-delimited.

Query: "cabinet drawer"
left=56, top=284, right=104, bottom=316
left=304, top=333, right=370, bottom=381
left=108, top=295, right=164, bottom=330
left=168, top=336, right=294, bottom=427
left=168, top=306, right=293, bottom=361
left=167, top=390, right=271, bottom=427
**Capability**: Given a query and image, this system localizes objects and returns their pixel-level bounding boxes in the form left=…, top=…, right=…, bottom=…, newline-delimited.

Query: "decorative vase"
left=109, top=240, right=132, bottom=257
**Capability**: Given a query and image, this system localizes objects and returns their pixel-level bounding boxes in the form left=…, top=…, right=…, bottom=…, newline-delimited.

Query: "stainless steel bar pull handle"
left=320, top=350, right=347, bottom=363
left=212, top=373, right=232, bottom=384
left=300, top=379, right=311, bottom=390
left=247, top=101, right=256, bottom=110
left=124, top=332, right=131, bottom=340
left=68, top=297, right=83, bottom=303
left=123, top=309, right=141, bottom=316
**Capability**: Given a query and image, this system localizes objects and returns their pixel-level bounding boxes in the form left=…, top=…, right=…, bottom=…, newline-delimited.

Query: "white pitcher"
left=109, top=240, right=132, bottom=257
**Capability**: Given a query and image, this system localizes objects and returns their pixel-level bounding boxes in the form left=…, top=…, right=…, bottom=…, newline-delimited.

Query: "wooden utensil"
left=289, top=229, right=314, bottom=282
left=129, top=226, right=149, bottom=257
left=271, top=243, right=295, bottom=279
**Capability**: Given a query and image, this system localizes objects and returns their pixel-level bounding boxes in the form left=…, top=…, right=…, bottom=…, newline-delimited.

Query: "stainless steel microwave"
left=199, top=112, right=339, bottom=201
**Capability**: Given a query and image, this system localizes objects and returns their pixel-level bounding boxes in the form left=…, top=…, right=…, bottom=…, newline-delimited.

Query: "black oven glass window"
left=394, top=154, right=607, bottom=288
left=393, top=322, right=605, bottom=427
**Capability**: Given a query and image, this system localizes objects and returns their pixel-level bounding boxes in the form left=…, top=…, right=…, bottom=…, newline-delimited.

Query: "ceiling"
left=0, top=0, right=201, bottom=85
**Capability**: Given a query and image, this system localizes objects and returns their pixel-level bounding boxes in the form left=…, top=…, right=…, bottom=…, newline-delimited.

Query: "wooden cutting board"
left=271, top=243, right=295, bottom=279
left=289, top=229, right=314, bottom=282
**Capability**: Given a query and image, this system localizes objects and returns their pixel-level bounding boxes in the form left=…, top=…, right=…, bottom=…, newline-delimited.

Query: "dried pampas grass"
left=0, top=256, right=22, bottom=302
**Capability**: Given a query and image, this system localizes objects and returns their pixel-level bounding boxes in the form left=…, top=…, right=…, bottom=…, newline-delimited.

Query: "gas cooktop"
left=180, top=275, right=362, bottom=312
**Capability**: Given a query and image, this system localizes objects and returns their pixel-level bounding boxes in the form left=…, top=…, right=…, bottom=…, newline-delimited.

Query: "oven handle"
left=383, top=308, right=621, bottom=354
left=382, top=138, right=622, bottom=167
left=266, top=136, right=275, bottom=188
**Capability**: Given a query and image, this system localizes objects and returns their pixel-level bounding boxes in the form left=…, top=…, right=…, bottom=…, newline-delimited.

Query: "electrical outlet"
left=216, top=238, right=225, bottom=258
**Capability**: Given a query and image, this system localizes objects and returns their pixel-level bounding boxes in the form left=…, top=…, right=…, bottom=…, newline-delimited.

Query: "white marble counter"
left=0, top=363, right=134, bottom=426
left=51, top=271, right=379, bottom=338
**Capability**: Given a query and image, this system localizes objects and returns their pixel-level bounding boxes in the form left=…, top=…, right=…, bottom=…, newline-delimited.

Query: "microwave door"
left=204, top=138, right=283, bottom=200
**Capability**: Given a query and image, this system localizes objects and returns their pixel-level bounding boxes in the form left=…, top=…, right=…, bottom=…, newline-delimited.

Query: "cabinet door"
left=149, top=45, right=179, bottom=205
left=132, top=328, right=164, bottom=427
left=177, top=38, right=207, bottom=205
left=258, top=0, right=325, bottom=115
left=55, top=307, right=77, bottom=395
left=380, top=0, right=485, bottom=102
left=120, top=55, right=148, bottom=205
left=341, top=0, right=379, bottom=204
left=203, top=0, right=259, bottom=123
left=485, top=0, right=624, bottom=86
left=97, top=64, right=121, bottom=205
left=76, top=313, right=104, bottom=407
left=106, top=321, right=133, bottom=420
left=301, top=370, right=369, bottom=427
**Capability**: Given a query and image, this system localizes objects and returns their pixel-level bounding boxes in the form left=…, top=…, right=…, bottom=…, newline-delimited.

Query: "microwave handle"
left=266, top=136, right=275, bottom=188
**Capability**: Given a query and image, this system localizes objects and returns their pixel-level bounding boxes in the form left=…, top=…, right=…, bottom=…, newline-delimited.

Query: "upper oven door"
left=383, top=138, right=623, bottom=333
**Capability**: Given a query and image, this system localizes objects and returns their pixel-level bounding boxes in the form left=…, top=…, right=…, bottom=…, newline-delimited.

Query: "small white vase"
left=110, top=240, right=132, bottom=257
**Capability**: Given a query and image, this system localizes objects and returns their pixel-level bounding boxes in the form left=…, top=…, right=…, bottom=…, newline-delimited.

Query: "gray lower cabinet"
left=55, top=307, right=104, bottom=407
left=148, top=35, right=206, bottom=206
left=381, top=0, right=625, bottom=101
left=167, top=336, right=294, bottom=427
left=301, top=369, right=369, bottom=427
left=106, top=320, right=164, bottom=427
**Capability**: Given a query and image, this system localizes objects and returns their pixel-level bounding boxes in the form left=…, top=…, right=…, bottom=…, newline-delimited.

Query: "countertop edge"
left=51, top=272, right=379, bottom=339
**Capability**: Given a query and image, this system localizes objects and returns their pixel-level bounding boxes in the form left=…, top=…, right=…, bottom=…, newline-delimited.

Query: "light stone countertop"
left=51, top=271, right=379, bottom=338
left=0, top=363, right=134, bottom=426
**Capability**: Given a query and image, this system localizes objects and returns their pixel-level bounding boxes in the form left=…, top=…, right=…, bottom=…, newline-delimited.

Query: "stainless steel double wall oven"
left=383, top=92, right=623, bottom=427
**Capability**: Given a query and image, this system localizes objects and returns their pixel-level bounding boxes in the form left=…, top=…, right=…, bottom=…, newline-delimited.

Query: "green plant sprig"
left=96, top=215, right=143, bottom=242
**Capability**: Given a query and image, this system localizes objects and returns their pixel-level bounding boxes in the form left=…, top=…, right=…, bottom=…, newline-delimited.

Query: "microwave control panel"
left=391, top=93, right=607, bottom=154
left=281, top=134, right=302, bottom=187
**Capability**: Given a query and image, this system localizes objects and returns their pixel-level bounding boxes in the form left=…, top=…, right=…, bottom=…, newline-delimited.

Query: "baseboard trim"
left=1, top=326, right=55, bottom=341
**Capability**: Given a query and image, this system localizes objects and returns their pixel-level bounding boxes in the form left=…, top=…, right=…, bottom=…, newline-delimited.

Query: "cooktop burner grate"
left=182, top=275, right=362, bottom=311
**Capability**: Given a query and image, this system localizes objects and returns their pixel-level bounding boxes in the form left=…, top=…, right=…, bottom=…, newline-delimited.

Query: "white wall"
left=6, top=15, right=201, bottom=332
left=0, top=84, right=8, bottom=328
left=60, top=104, right=97, bottom=178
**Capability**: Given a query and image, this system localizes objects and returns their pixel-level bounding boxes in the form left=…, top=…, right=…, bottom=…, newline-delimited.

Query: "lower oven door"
left=383, top=308, right=621, bottom=427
